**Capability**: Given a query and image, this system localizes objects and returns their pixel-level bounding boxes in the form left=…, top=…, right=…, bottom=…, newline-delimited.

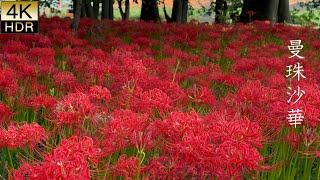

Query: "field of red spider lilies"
left=0, top=17, right=320, bottom=179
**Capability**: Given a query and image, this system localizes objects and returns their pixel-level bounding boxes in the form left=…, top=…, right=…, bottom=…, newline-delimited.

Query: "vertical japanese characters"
left=286, top=40, right=306, bottom=128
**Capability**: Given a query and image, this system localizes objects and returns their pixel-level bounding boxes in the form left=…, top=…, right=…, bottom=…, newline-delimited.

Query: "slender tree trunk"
left=215, top=0, right=227, bottom=23
left=93, top=0, right=100, bottom=19
left=265, top=0, right=279, bottom=23
left=176, top=0, right=183, bottom=22
left=81, top=2, right=86, bottom=17
left=240, top=0, right=290, bottom=23
left=85, top=0, right=95, bottom=18
left=117, top=0, right=125, bottom=20
left=109, top=0, right=114, bottom=20
left=71, top=0, right=82, bottom=30
left=102, top=0, right=110, bottom=19
left=117, top=0, right=128, bottom=21
left=240, top=0, right=263, bottom=22
left=140, top=0, right=160, bottom=22
left=181, top=0, right=188, bottom=23
left=172, top=0, right=180, bottom=22
left=102, top=0, right=113, bottom=19
left=124, top=0, right=129, bottom=20
left=73, top=0, right=78, bottom=14
left=278, top=0, right=291, bottom=23
left=164, top=0, right=188, bottom=23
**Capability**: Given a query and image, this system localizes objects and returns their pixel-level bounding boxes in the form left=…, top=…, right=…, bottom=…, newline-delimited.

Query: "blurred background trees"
left=38, top=0, right=319, bottom=30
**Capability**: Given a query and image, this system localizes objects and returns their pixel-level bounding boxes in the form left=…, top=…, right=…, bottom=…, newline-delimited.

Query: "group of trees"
left=71, top=0, right=113, bottom=29
left=71, top=0, right=292, bottom=30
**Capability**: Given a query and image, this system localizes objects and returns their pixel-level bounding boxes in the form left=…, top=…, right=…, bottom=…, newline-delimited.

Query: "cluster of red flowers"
left=0, top=123, right=46, bottom=149
left=14, top=136, right=101, bottom=179
left=0, top=18, right=319, bottom=179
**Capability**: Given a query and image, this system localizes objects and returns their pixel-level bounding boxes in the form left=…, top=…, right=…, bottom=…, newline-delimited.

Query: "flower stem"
left=5, top=148, right=14, bottom=169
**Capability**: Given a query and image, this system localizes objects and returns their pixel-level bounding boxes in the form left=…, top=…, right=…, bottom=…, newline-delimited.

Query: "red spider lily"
left=13, top=136, right=100, bottom=180
left=0, top=102, right=12, bottom=124
left=112, top=155, right=141, bottom=179
left=102, top=109, right=154, bottom=156
left=0, top=123, right=46, bottom=149
left=53, top=92, right=96, bottom=126
left=285, top=131, right=301, bottom=149
left=0, top=17, right=319, bottom=179
left=188, top=85, right=216, bottom=107
left=131, top=87, right=172, bottom=114
left=0, top=68, right=18, bottom=96
left=22, top=94, right=57, bottom=112
left=28, top=48, right=55, bottom=59
left=3, top=40, right=28, bottom=54
left=53, top=71, right=79, bottom=92
left=88, top=85, right=111, bottom=104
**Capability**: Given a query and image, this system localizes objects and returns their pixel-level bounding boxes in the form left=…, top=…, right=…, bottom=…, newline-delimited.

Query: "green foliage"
left=291, top=0, right=320, bottom=27
left=211, top=82, right=236, bottom=99
left=291, top=9, right=320, bottom=27
left=190, top=0, right=243, bottom=23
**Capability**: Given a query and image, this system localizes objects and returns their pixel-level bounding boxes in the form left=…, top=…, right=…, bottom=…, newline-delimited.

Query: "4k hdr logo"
left=1, top=1, right=39, bottom=34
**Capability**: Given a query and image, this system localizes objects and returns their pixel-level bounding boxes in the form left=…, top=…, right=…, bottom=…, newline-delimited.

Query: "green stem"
left=6, top=148, right=14, bottom=169
left=317, top=164, right=320, bottom=180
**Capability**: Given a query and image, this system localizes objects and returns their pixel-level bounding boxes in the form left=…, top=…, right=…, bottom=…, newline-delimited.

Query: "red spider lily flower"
left=143, top=157, right=171, bottom=179
left=0, top=102, right=12, bottom=124
left=28, top=48, right=55, bottom=59
left=112, top=155, right=141, bottom=179
left=246, top=10, right=256, bottom=17
left=0, top=123, right=46, bottom=149
left=3, top=40, right=28, bottom=54
left=188, top=85, right=216, bottom=107
left=13, top=136, right=100, bottom=180
left=285, top=131, right=301, bottom=149
left=53, top=71, right=79, bottom=92
left=88, top=85, right=111, bottom=103
left=215, top=74, right=245, bottom=88
left=214, top=140, right=262, bottom=178
left=206, top=115, right=263, bottom=148
left=35, top=57, right=57, bottom=76
left=53, top=92, right=95, bottom=126
left=132, top=88, right=172, bottom=114
left=90, top=48, right=108, bottom=60
left=0, top=68, right=18, bottom=96
left=22, top=94, right=57, bottom=112
left=103, top=109, right=153, bottom=156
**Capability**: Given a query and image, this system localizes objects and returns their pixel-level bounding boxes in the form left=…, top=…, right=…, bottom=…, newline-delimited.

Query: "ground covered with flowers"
left=0, top=18, right=320, bottom=179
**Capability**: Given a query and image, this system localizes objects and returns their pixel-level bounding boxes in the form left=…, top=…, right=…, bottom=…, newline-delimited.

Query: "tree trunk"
left=73, top=0, right=78, bottom=14
left=240, top=0, right=291, bottom=23
left=265, top=0, right=279, bottom=23
left=109, top=0, right=114, bottom=20
left=140, top=0, right=160, bottom=22
left=278, top=0, right=291, bottom=23
left=102, top=0, right=113, bottom=19
left=171, top=0, right=180, bottom=22
left=181, top=0, right=188, bottom=23
left=124, top=0, right=129, bottom=20
left=164, top=0, right=188, bottom=23
left=102, top=0, right=109, bottom=19
left=175, top=0, right=182, bottom=22
left=93, top=0, right=100, bottom=19
left=117, top=0, right=129, bottom=21
left=81, top=2, right=86, bottom=17
left=215, top=0, right=227, bottom=23
left=85, top=0, right=95, bottom=18
left=117, top=0, right=125, bottom=20
left=71, top=0, right=82, bottom=30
